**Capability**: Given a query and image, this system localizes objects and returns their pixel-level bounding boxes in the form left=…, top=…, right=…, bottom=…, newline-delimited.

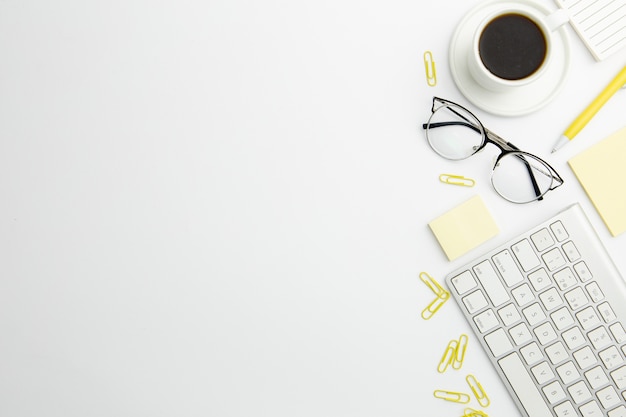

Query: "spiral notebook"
left=568, top=125, right=626, bottom=237
left=554, top=0, right=626, bottom=61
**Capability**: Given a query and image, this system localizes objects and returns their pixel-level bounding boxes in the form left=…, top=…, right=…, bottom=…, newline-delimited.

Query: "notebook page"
left=554, top=0, right=626, bottom=60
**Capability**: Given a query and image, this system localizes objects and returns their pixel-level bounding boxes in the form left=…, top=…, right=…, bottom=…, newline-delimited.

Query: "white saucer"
left=449, top=0, right=571, bottom=116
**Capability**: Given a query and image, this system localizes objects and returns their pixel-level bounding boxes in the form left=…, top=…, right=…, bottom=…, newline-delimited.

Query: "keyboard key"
left=492, top=249, right=524, bottom=287
left=474, top=309, right=499, bottom=333
left=550, top=220, right=568, bottom=241
left=577, top=306, right=601, bottom=330
left=579, top=400, right=601, bottom=416
left=543, top=380, right=566, bottom=404
left=597, top=386, right=620, bottom=409
left=589, top=326, right=611, bottom=350
left=573, top=346, right=597, bottom=369
left=554, top=267, right=577, bottom=290
left=542, top=247, right=566, bottom=271
left=512, top=283, right=535, bottom=307
left=523, top=302, right=546, bottom=326
left=532, top=361, right=556, bottom=384
left=531, top=228, right=555, bottom=251
left=462, top=290, right=488, bottom=314
left=610, top=323, right=626, bottom=343
left=539, top=288, right=563, bottom=311
left=562, top=241, right=581, bottom=262
left=535, top=322, right=557, bottom=345
left=568, top=380, right=591, bottom=404
left=598, top=302, right=617, bottom=323
left=608, top=405, right=626, bottom=417
left=546, top=341, right=568, bottom=364
left=512, top=239, right=541, bottom=271
left=585, top=365, right=609, bottom=389
left=596, top=386, right=620, bottom=408
left=574, top=261, right=592, bottom=282
left=585, top=282, right=604, bottom=302
left=528, top=268, right=551, bottom=292
left=556, top=360, right=580, bottom=384
left=610, top=365, right=626, bottom=389
left=484, top=328, right=513, bottom=357
left=510, top=322, right=532, bottom=346
left=451, top=270, right=477, bottom=295
left=520, top=342, right=544, bottom=365
left=563, top=327, right=586, bottom=349
left=550, top=307, right=574, bottom=330
left=600, top=346, right=624, bottom=369
left=473, top=260, right=510, bottom=307
left=565, top=287, right=589, bottom=310
left=554, top=401, right=576, bottom=417
left=498, top=352, right=554, bottom=417
left=498, top=303, right=521, bottom=326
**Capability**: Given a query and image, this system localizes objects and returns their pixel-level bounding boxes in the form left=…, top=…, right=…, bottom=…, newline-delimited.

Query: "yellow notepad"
left=428, top=195, right=499, bottom=261
left=568, top=126, right=626, bottom=237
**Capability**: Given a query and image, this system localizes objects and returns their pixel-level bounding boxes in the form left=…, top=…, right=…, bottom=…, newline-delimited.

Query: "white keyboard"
left=446, top=203, right=626, bottom=417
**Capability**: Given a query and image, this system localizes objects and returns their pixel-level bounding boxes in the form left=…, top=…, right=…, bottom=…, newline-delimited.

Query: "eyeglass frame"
left=422, top=96, right=564, bottom=203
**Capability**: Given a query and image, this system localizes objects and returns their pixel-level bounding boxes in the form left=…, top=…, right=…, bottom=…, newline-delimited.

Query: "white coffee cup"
left=467, top=6, right=569, bottom=92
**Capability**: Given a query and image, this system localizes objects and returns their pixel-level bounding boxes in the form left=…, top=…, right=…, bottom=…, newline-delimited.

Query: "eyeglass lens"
left=425, top=103, right=483, bottom=160
left=491, top=153, right=555, bottom=203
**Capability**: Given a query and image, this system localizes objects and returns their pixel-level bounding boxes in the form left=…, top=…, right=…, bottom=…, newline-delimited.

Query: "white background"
left=1, top=0, right=625, bottom=416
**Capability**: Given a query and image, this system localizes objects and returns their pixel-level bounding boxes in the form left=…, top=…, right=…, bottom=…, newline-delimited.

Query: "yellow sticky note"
left=428, top=195, right=499, bottom=261
left=568, top=125, right=626, bottom=237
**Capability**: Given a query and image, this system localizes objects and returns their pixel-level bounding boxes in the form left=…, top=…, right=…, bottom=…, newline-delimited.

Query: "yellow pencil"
left=552, top=65, right=626, bottom=153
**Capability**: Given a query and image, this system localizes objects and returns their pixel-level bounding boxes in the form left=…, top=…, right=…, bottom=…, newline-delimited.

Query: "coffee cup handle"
left=545, top=8, right=570, bottom=32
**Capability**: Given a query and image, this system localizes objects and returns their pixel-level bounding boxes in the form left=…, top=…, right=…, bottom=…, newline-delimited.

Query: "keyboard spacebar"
left=498, top=352, right=552, bottom=417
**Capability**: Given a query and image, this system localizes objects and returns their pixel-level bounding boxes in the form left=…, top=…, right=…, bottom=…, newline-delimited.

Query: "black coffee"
left=478, top=13, right=547, bottom=81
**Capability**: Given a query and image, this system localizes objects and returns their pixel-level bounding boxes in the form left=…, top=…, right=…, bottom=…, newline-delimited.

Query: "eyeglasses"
left=422, top=97, right=564, bottom=204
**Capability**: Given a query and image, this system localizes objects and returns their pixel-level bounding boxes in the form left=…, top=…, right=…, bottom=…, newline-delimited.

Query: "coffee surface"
left=478, top=13, right=547, bottom=81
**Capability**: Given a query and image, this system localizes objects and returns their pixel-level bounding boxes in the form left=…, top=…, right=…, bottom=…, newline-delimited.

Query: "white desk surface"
left=1, top=1, right=625, bottom=416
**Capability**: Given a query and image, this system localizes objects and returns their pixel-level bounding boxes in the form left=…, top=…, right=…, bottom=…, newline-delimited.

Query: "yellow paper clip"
left=466, top=374, right=490, bottom=407
left=419, top=271, right=448, bottom=299
left=433, top=390, right=470, bottom=404
left=419, top=272, right=450, bottom=320
left=437, top=339, right=458, bottom=373
left=452, top=334, right=469, bottom=370
left=463, top=407, right=489, bottom=417
left=437, top=334, right=469, bottom=372
left=439, top=174, right=475, bottom=187
left=421, top=294, right=449, bottom=320
left=423, top=51, right=437, bottom=86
